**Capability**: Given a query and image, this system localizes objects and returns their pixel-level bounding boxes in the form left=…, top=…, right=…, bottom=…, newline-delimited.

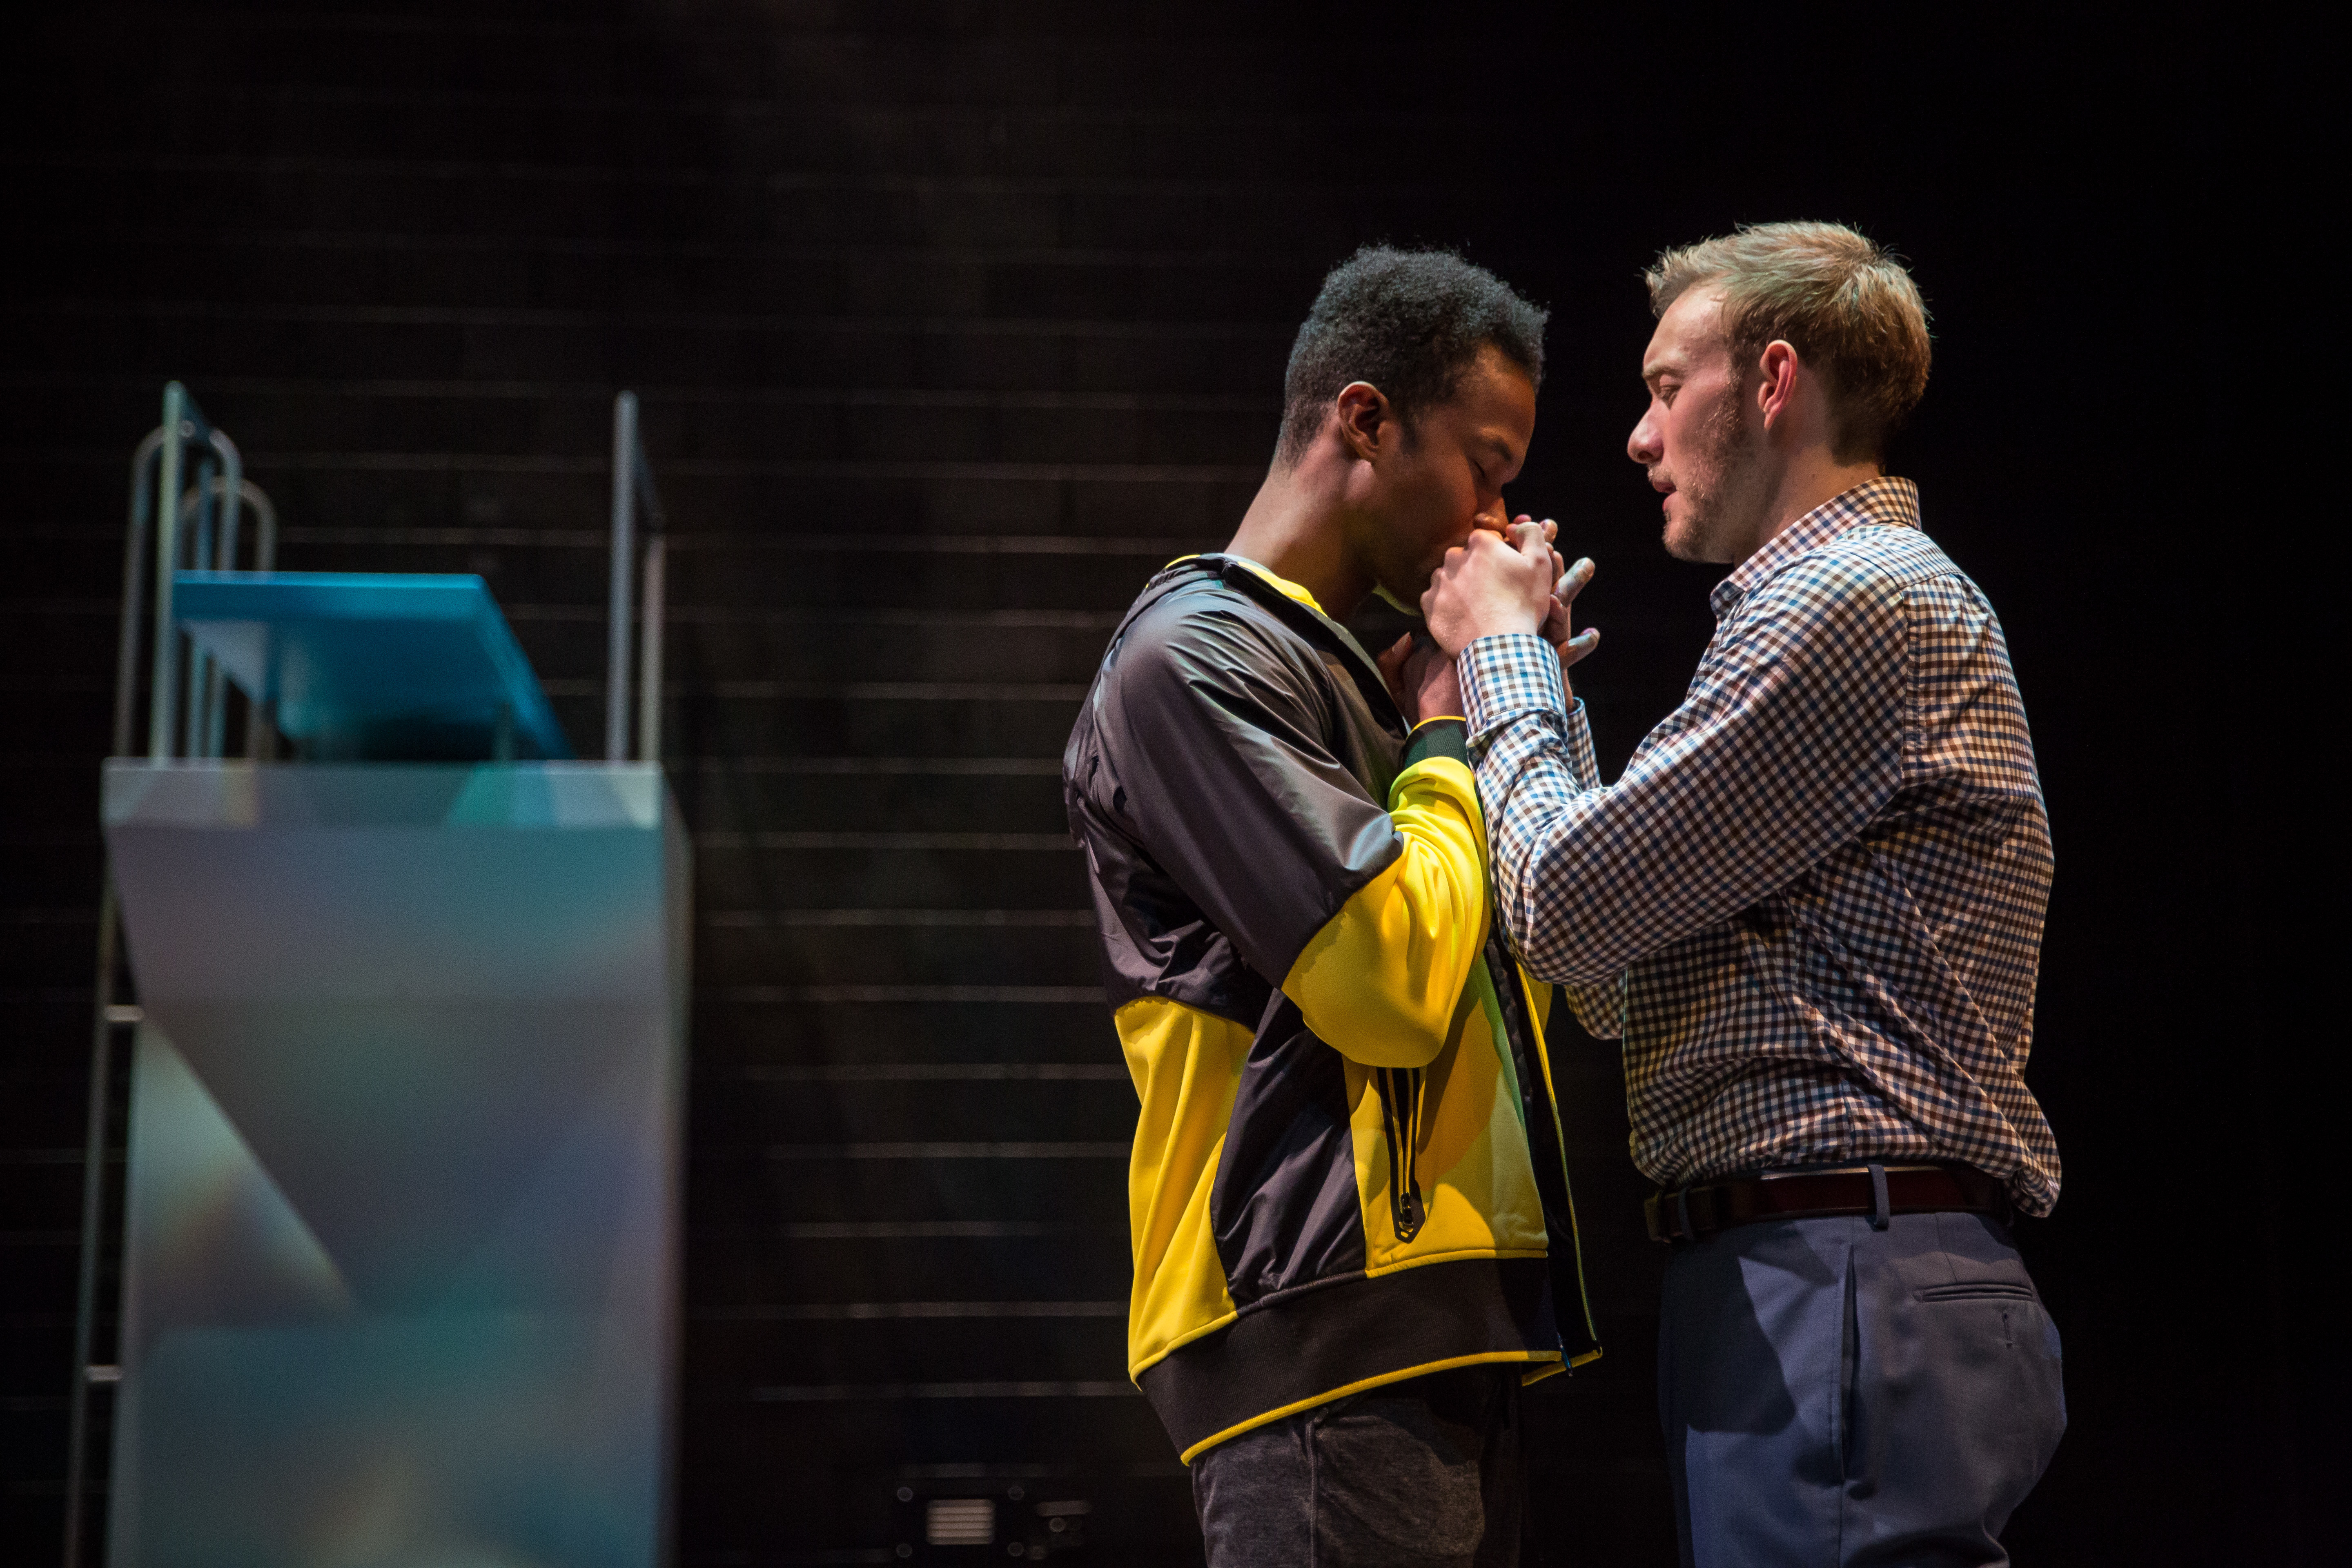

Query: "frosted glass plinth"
left=101, top=760, right=688, bottom=1568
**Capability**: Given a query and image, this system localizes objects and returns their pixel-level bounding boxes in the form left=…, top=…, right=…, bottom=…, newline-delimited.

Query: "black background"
left=1, top=3, right=2333, bottom=1563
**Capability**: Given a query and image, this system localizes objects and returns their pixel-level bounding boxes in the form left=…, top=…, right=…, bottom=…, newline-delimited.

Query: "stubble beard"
left=1663, top=382, right=1768, bottom=564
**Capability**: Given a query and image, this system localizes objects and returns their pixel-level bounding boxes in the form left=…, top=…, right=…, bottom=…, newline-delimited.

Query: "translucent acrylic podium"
left=77, top=387, right=684, bottom=1568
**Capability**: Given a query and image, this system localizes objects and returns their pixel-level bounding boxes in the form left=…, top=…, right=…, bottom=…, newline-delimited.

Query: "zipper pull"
left=1395, top=1185, right=1425, bottom=1240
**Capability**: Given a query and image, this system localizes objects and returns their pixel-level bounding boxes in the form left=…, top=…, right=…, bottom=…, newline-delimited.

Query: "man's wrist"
left=1418, top=665, right=1464, bottom=724
left=1466, top=608, right=1544, bottom=646
left=1435, top=622, right=1539, bottom=659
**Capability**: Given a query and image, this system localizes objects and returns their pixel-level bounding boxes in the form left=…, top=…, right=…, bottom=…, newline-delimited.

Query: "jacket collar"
left=1710, top=476, right=1922, bottom=621
left=1142, top=554, right=1406, bottom=731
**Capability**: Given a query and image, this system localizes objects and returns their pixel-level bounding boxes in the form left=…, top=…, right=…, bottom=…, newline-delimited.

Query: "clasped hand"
left=1380, top=517, right=1600, bottom=725
left=1426, top=517, right=1597, bottom=658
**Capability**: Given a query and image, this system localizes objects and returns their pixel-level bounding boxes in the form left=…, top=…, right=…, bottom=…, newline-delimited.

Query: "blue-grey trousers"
left=1660, top=1209, right=2065, bottom=1568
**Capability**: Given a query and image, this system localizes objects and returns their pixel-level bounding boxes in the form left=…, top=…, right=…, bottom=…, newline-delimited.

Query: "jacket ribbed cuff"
left=1401, top=716, right=1468, bottom=771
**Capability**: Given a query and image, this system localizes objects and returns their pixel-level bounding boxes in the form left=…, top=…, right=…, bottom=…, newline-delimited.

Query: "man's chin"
left=1662, top=515, right=1730, bottom=566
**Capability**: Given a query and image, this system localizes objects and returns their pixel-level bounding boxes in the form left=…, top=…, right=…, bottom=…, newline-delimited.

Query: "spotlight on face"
left=1628, top=285, right=1769, bottom=566
left=1352, top=345, right=1538, bottom=604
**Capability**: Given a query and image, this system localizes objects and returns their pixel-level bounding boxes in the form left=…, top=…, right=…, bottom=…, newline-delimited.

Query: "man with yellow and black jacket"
left=1063, top=248, right=1601, bottom=1566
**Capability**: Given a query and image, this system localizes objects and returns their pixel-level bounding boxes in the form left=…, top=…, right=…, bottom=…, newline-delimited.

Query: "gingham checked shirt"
left=1460, top=478, right=2061, bottom=1215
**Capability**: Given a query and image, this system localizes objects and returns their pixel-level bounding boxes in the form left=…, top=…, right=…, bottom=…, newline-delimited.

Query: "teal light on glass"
left=172, top=572, right=572, bottom=760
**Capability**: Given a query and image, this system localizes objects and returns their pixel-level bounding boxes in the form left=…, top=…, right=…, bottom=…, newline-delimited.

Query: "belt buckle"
left=1644, top=1186, right=1699, bottom=1246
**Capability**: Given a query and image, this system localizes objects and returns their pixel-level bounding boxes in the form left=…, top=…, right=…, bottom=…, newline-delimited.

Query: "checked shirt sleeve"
left=1459, top=559, right=1907, bottom=989
left=1454, top=635, right=1626, bottom=1036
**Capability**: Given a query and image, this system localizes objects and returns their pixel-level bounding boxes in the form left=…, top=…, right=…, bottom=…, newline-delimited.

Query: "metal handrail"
left=116, top=388, right=274, bottom=764
left=145, top=385, right=241, bottom=760
left=66, top=385, right=272, bottom=1568
left=638, top=526, right=666, bottom=764
left=177, top=477, right=277, bottom=757
left=181, top=430, right=241, bottom=756
left=229, top=478, right=278, bottom=758
left=109, top=430, right=164, bottom=757
left=606, top=390, right=668, bottom=764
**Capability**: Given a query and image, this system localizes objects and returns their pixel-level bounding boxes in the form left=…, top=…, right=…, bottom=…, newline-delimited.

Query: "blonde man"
left=1418, top=223, right=2066, bottom=1566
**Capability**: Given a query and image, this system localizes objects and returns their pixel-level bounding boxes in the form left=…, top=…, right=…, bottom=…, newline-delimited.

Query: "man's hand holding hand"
left=1422, top=520, right=1559, bottom=655
left=1378, top=633, right=1463, bottom=726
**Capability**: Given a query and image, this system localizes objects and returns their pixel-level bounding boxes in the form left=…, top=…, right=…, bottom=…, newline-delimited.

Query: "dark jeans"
left=1192, top=1363, right=1523, bottom=1568
left=1660, top=1209, right=2067, bottom=1567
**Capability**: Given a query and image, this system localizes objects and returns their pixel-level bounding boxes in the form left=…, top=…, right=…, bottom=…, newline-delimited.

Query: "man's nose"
left=1628, top=410, right=1660, bottom=466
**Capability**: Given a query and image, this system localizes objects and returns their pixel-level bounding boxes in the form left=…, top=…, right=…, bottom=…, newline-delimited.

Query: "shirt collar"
left=1710, top=476, right=1922, bottom=620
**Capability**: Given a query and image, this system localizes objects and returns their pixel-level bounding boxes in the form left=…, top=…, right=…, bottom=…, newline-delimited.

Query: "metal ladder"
left=62, top=381, right=276, bottom=1568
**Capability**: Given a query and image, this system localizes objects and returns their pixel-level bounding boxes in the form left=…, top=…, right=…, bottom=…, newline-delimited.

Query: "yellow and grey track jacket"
left=1062, top=555, right=1599, bottom=1463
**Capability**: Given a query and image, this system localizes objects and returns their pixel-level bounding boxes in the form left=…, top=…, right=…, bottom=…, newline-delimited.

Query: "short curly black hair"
left=1277, top=246, right=1548, bottom=464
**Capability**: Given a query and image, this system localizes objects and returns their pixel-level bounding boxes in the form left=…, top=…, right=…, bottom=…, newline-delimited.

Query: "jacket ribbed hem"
left=1402, top=716, right=1469, bottom=771
left=1137, top=1254, right=1558, bottom=1461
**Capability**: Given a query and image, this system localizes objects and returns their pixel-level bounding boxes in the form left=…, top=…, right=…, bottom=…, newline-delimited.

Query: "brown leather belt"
left=1644, top=1163, right=2011, bottom=1245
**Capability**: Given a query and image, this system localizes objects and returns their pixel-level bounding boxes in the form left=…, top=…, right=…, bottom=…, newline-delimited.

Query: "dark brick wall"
left=1, top=4, right=2330, bottom=1566
left=1, top=6, right=1687, bottom=1563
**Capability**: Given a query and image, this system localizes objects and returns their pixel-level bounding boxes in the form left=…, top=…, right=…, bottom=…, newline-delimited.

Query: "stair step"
left=692, top=1070, right=1129, bottom=1145
left=682, top=771, right=1067, bottom=834
left=25, top=92, right=1511, bottom=182
left=23, top=16, right=1504, bottom=119
left=3, top=376, right=1280, bottom=466
left=693, top=997, right=1116, bottom=1067
left=695, top=841, right=1088, bottom=910
left=18, top=159, right=1481, bottom=254
left=0, top=303, right=1298, bottom=393
left=690, top=1227, right=1131, bottom=1303
left=23, top=232, right=1332, bottom=322
left=695, top=920, right=1098, bottom=989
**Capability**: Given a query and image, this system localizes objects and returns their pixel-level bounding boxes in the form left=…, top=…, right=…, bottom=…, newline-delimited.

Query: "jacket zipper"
left=1380, top=1066, right=1427, bottom=1242
left=1483, top=925, right=1603, bottom=1363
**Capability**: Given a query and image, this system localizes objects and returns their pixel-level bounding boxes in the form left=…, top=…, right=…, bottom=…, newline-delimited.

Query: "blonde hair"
left=1646, top=221, right=1931, bottom=463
